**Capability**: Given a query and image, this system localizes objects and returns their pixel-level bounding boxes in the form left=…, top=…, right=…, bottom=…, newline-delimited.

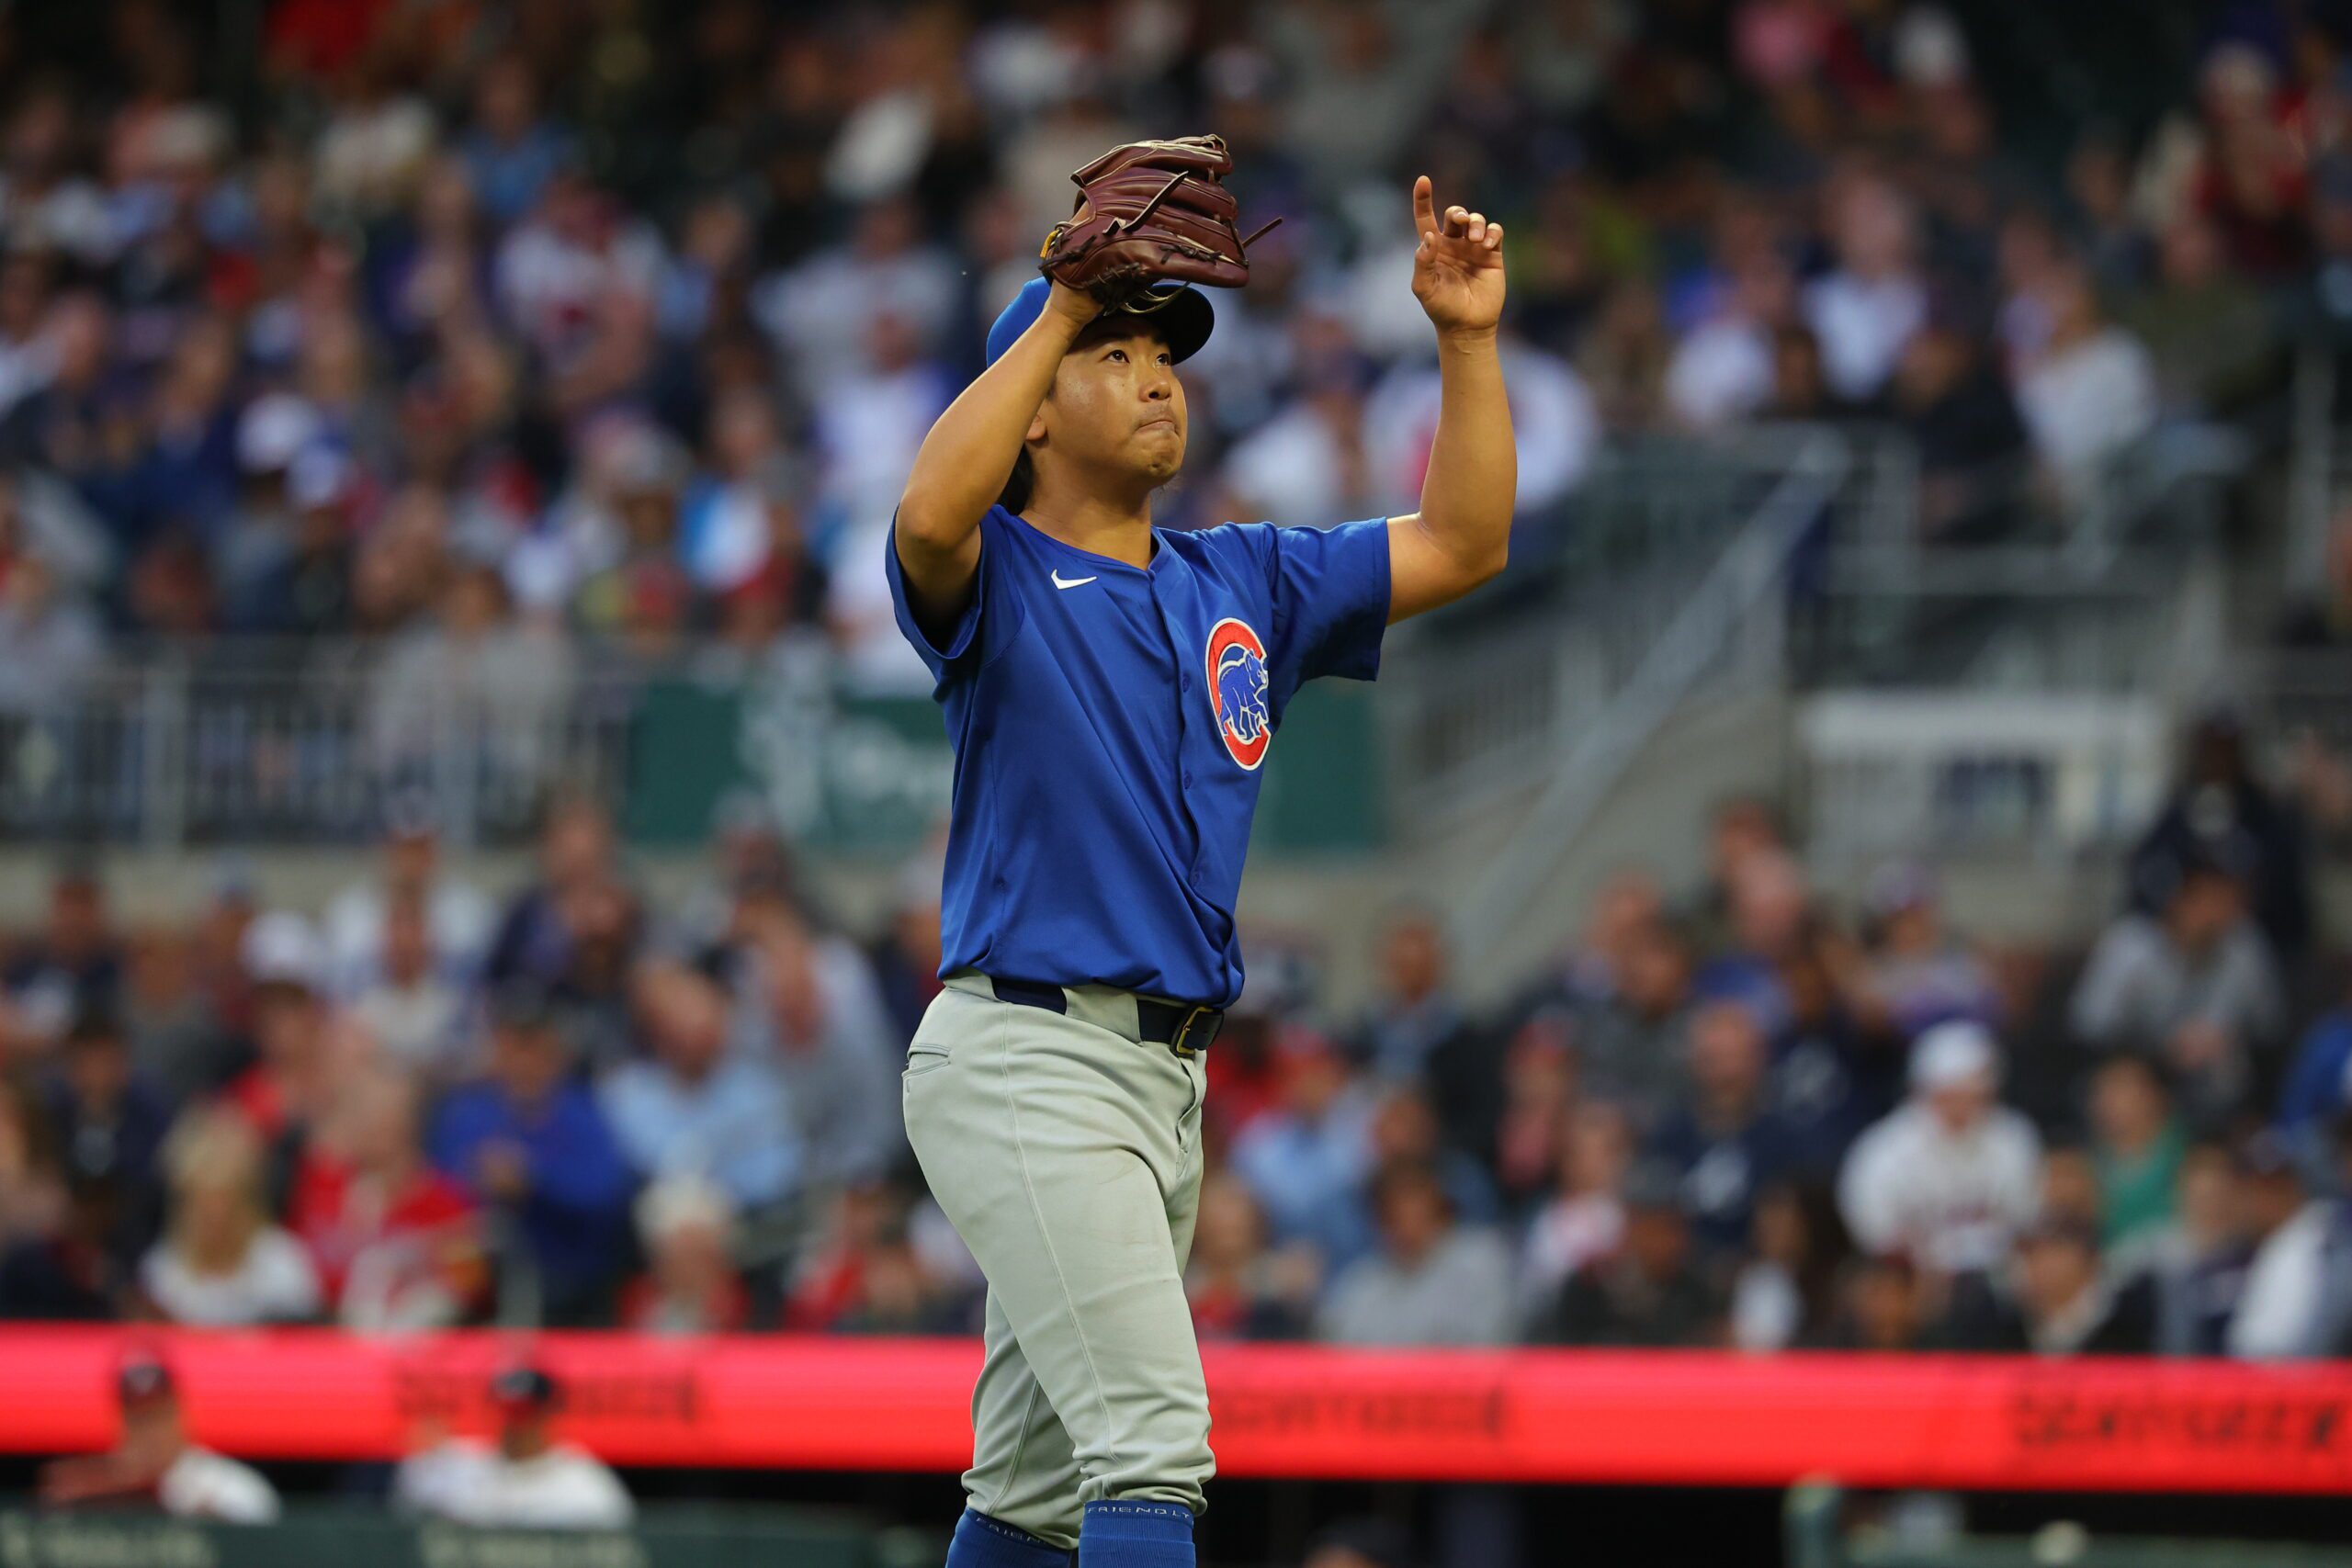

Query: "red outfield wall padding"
left=5, top=1328, right=2352, bottom=1493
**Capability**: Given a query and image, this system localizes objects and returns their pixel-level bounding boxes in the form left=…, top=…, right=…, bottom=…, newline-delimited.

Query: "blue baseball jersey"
left=888, top=506, right=1391, bottom=1007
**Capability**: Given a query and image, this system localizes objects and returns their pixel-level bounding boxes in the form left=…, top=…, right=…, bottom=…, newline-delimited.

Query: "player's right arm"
left=895, top=280, right=1100, bottom=637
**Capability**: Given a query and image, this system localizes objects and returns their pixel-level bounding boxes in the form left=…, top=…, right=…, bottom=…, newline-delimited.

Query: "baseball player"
left=890, top=138, right=1514, bottom=1568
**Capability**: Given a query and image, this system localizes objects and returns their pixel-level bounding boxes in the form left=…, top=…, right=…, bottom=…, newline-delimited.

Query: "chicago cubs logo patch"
left=1206, top=617, right=1272, bottom=770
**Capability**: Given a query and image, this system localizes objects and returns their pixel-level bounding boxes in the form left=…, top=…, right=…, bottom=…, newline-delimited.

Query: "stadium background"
left=3, top=0, right=2352, bottom=1562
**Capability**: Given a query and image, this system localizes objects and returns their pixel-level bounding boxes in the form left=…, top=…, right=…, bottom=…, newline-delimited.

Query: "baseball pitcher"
left=888, top=136, right=1515, bottom=1568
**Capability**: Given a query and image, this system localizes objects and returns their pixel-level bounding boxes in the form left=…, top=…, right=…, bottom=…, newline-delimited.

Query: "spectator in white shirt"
left=139, top=1107, right=321, bottom=1326
left=493, top=167, right=662, bottom=367
left=812, top=311, right=955, bottom=531
left=1360, top=331, right=1598, bottom=519
left=40, top=1353, right=280, bottom=1523
left=2230, top=1120, right=2352, bottom=1359
left=1802, top=172, right=1927, bottom=401
left=349, top=889, right=469, bottom=1083
left=1220, top=321, right=1383, bottom=528
left=323, top=795, right=497, bottom=996
left=755, top=197, right=958, bottom=401
left=1668, top=252, right=1796, bottom=431
left=1838, top=1021, right=2043, bottom=1277
left=2012, top=257, right=2158, bottom=504
left=1518, top=1101, right=1633, bottom=1324
left=394, top=1364, right=633, bottom=1529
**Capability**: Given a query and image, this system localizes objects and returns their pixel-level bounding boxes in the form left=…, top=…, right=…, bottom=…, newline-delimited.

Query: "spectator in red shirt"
left=785, top=1179, right=965, bottom=1334
left=288, top=1063, right=481, bottom=1329
left=220, top=911, right=334, bottom=1146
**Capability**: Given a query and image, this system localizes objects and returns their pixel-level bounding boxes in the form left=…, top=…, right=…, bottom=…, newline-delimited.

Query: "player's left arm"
left=1386, top=175, right=1516, bottom=624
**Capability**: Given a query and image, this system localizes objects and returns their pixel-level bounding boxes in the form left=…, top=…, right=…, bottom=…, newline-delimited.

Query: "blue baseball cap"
left=985, top=276, right=1216, bottom=369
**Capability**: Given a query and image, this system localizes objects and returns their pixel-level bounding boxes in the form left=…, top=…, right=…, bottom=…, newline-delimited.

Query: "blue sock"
left=946, top=1508, right=1069, bottom=1568
left=1079, top=1500, right=1194, bottom=1568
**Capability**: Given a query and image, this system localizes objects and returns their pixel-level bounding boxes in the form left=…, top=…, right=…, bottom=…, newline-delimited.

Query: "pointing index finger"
left=1414, top=175, right=1439, bottom=240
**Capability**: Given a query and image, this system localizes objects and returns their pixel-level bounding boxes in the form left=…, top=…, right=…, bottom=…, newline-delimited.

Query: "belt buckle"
left=1170, top=1003, right=1213, bottom=1059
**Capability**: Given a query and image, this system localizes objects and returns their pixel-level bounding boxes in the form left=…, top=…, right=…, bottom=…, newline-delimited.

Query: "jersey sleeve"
left=1257, top=517, right=1392, bottom=701
left=887, top=508, right=1026, bottom=690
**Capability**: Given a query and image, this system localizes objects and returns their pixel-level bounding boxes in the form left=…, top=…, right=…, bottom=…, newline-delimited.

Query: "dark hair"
left=998, top=447, right=1035, bottom=513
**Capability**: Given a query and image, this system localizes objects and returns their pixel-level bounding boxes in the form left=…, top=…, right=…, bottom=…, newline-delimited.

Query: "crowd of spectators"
left=1, top=706, right=2349, bottom=1366
left=0, top=0, right=2348, bottom=1351
left=0, top=0, right=2342, bottom=713
left=6, top=6, right=2352, bottom=1566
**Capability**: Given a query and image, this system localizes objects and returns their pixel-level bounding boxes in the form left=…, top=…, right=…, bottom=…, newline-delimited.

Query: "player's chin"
left=1128, top=426, right=1186, bottom=477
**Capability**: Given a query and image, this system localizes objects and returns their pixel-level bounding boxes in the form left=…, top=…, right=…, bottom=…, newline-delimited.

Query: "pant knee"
left=1078, top=1434, right=1214, bottom=1519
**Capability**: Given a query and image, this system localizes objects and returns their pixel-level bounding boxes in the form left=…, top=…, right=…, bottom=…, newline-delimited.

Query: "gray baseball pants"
left=900, top=972, right=1214, bottom=1551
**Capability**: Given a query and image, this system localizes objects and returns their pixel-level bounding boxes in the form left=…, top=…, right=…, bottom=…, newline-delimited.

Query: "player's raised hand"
left=1410, top=175, right=1505, bottom=337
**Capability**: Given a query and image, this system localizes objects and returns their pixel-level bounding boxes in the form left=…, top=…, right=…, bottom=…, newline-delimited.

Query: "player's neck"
left=1020, top=484, right=1156, bottom=568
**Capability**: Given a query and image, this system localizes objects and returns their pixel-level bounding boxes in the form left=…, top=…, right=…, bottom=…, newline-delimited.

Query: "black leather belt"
left=989, top=976, right=1223, bottom=1057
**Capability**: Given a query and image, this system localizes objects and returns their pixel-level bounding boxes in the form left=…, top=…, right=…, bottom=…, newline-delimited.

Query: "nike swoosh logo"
left=1050, top=570, right=1098, bottom=591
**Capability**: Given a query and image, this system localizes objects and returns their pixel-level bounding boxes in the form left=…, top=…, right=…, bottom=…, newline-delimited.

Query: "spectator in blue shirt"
left=459, top=57, right=574, bottom=227
left=2277, top=990, right=2352, bottom=1184
left=1229, top=1030, right=1376, bottom=1277
left=600, top=962, right=799, bottom=1215
left=430, top=984, right=633, bottom=1325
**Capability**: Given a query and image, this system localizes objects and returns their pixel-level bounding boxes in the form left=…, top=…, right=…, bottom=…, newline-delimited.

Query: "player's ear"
left=1024, top=408, right=1048, bottom=445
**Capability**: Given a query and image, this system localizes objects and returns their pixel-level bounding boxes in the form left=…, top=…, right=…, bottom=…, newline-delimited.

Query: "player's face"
left=1042, top=326, right=1187, bottom=483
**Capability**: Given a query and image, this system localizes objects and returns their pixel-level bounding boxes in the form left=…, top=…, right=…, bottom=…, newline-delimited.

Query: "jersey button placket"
left=1155, top=569, right=1208, bottom=883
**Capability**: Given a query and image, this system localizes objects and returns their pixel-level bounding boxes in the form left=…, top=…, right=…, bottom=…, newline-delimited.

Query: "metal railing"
left=1385, top=424, right=1908, bottom=829
left=0, top=640, right=638, bottom=850
left=1446, top=428, right=1856, bottom=954
left=1795, top=690, right=2171, bottom=870
left=1799, top=423, right=2247, bottom=693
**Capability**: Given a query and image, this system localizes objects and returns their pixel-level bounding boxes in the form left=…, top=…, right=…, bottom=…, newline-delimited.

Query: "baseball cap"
left=1909, top=1020, right=1999, bottom=1092
left=985, top=276, right=1215, bottom=369
left=236, top=392, right=322, bottom=474
left=636, top=1171, right=737, bottom=1248
left=490, top=1364, right=560, bottom=1413
left=241, top=909, right=324, bottom=993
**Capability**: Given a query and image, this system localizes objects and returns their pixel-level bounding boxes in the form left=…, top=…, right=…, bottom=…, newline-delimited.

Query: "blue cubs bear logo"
left=1204, top=617, right=1271, bottom=770
left=1217, top=646, right=1269, bottom=741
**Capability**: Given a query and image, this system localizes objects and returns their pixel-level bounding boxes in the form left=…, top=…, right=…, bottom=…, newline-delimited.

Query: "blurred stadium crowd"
left=1, top=0, right=2348, bottom=689
left=2, top=0, right=2352, bottom=1371
left=4, top=726, right=2352, bottom=1364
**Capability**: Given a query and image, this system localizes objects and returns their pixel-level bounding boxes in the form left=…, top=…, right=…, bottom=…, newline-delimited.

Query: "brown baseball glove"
left=1037, top=134, right=1281, bottom=306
